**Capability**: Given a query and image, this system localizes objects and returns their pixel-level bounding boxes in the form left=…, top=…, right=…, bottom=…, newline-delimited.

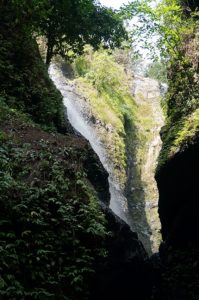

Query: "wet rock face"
left=84, top=146, right=110, bottom=205
left=152, top=140, right=199, bottom=300
left=128, top=75, right=165, bottom=253
left=83, top=150, right=153, bottom=300
left=152, top=144, right=199, bottom=300
left=90, top=205, right=152, bottom=300
left=156, top=138, right=199, bottom=246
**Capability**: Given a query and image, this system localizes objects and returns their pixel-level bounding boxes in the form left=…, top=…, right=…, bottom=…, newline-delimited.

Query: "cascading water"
left=49, top=63, right=129, bottom=224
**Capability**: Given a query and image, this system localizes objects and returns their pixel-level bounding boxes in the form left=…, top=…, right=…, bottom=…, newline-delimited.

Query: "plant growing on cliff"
left=72, top=47, right=137, bottom=185
left=0, top=2, right=66, bottom=131
left=139, top=0, right=199, bottom=167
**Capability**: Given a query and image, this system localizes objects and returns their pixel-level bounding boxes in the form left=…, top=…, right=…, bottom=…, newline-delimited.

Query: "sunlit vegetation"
left=73, top=47, right=138, bottom=184
left=158, top=38, right=199, bottom=168
left=145, top=61, right=168, bottom=83
left=122, top=0, right=199, bottom=168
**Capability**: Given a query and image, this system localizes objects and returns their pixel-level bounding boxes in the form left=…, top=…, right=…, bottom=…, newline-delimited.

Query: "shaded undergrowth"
left=0, top=108, right=108, bottom=299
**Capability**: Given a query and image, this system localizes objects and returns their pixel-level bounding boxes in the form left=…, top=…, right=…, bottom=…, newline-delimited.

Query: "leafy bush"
left=74, top=56, right=90, bottom=77
left=0, top=4, right=108, bottom=300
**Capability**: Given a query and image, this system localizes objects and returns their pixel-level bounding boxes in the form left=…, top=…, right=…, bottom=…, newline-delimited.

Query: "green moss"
left=157, top=48, right=199, bottom=170
left=158, top=109, right=199, bottom=169
left=172, top=108, right=199, bottom=149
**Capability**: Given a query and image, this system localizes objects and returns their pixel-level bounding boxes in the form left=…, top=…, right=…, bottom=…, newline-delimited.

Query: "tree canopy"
left=6, top=0, right=127, bottom=64
left=42, top=0, right=128, bottom=65
left=122, top=0, right=197, bottom=60
left=145, top=60, right=168, bottom=83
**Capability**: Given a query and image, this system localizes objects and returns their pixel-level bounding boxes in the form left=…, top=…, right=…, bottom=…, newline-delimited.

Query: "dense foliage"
left=0, top=102, right=107, bottom=300
left=145, top=61, right=168, bottom=83
left=123, top=0, right=197, bottom=59
left=1, top=0, right=198, bottom=298
left=42, top=0, right=128, bottom=65
left=6, top=0, right=127, bottom=65
left=0, top=0, right=127, bottom=129
left=141, top=0, right=199, bottom=167
left=158, top=44, right=199, bottom=167
left=121, top=0, right=198, bottom=166
left=0, top=5, right=65, bottom=131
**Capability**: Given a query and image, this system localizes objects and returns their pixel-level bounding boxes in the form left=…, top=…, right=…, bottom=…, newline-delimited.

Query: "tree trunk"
left=46, top=38, right=54, bottom=66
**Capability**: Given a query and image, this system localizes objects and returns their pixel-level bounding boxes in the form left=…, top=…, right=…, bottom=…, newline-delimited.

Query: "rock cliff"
left=154, top=24, right=199, bottom=300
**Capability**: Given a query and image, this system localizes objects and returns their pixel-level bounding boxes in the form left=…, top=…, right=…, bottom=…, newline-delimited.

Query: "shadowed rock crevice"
left=156, top=138, right=199, bottom=246
left=90, top=205, right=152, bottom=300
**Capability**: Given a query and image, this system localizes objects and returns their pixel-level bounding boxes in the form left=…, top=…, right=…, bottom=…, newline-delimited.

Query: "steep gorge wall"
left=157, top=139, right=199, bottom=244
left=156, top=26, right=199, bottom=245
left=154, top=24, right=199, bottom=300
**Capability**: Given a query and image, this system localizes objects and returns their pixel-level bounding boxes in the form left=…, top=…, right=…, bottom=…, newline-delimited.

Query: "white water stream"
left=49, top=64, right=129, bottom=224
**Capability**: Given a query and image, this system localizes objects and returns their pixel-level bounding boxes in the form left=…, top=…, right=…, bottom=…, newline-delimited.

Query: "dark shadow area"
left=60, top=60, right=75, bottom=79
left=154, top=138, right=199, bottom=300
left=156, top=137, right=199, bottom=246
left=89, top=205, right=153, bottom=300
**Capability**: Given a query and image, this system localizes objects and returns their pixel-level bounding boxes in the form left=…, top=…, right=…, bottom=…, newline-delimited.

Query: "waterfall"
left=49, top=64, right=165, bottom=254
left=49, top=63, right=129, bottom=224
